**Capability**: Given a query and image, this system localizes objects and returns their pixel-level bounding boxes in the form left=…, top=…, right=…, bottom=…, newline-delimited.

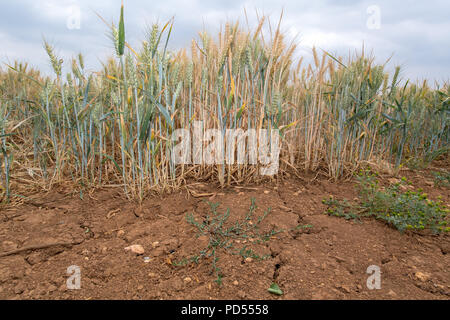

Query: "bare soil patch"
left=0, top=170, right=449, bottom=300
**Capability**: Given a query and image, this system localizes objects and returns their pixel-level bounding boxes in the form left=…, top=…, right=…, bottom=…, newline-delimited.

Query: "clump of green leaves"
left=268, top=283, right=283, bottom=296
left=432, top=171, right=450, bottom=188
left=174, top=198, right=280, bottom=285
left=322, top=198, right=361, bottom=222
left=323, top=172, right=449, bottom=234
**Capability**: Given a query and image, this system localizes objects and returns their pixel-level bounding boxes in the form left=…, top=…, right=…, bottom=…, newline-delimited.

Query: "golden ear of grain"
left=312, top=47, right=319, bottom=69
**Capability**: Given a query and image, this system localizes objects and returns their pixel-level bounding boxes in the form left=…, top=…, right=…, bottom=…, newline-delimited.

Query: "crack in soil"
left=273, top=263, right=281, bottom=281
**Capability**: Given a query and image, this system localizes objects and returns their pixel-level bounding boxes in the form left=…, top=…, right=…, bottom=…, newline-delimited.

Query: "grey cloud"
left=0, top=0, right=448, bottom=82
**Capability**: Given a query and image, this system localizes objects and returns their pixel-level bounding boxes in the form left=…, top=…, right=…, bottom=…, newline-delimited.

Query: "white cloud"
left=0, top=0, right=448, bottom=82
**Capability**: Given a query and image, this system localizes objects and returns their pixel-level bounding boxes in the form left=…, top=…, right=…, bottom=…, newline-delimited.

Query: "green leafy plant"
left=323, top=172, right=449, bottom=233
left=432, top=171, right=450, bottom=188
left=174, top=198, right=280, bottom=285
left=322, top=198, right=361, bottom=222
left=268, top=283, right=283, bottom=296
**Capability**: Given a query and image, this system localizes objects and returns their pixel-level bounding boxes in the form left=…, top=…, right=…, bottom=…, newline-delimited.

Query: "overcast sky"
left=1, top=0, right=449, bottom=83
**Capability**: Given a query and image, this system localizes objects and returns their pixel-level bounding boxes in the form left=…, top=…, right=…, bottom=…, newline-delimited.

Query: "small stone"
left=184, top=277, right=192, bottom=283
left=151, top=241, right=160, bottom=248
left=117, top=230, right=125, bottom=237
left=101, top=247, right=108, bottom=254
left=233, top=280, right=239, bottom=286
left=388, top=289, right=396, bottom=297
left=415, top=271, right=430, bottom=282
left=143, top=257, right=151, bottom=263
left=264, top=190, right=270, bottom=194
left=148, top=272, right=157, bottom=278
left=125, top=244, right=145, bottom=255
left=244, top=257, right=253, bottom=263
left=137, top=285, right=144, bottom=290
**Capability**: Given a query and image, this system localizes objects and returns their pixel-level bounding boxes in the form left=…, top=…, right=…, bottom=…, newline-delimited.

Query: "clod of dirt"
left=14, top=283, right=25, bottom=295
left=438, top=243, right=449, bottom=255
left=415, top=271, right=431, bottom=282
left=48, top=284, right=57, bottom=293
left=0, top=266, right=13, bottom=284
left=278, top=205, right=293, bottom=212
left=2, top=241, right=18, bottom=251
left=134, top=207, right=151, bottom=218
left=124, top=244, right=145, bottom=255
left=159, top=277, right=183, bottom=292
left=25, top=252, right=47, bottom=265
left=336, top=284, right=351, bottom=294
left=197, top=236, right=209, bottom=247
left=162, top=238, right=179, bottom=252
left=125, top=227, right=149, bottom=243
left=151, top=248, right=165, bottom=257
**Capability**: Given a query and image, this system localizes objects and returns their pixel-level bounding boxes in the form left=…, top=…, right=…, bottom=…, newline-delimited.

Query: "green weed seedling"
left=432, top=171, right=450, bottom=188
left=174, top=198, right=281, bottom=285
